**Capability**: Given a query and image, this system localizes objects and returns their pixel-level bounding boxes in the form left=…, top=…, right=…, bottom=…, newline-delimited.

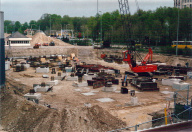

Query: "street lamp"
left=111, top=25, right=113, bottom=44
left=50, top=14, right=51, bottom=36
left=66, top=24, right=70, bottom=30
left=99, top=11, right=102, bottom=43
left=61, top=24, right=63, bottom=37
left=31, top=24, right=35, bottom=35
left=66, top=24, right=70, bottom=38
left=38, top=25, right=40, bottom=32
left=97, top=0, right=98, bottom=14
left=176, top=8, right=180, bottom=56
left=81, top=25, right=85, bottom=39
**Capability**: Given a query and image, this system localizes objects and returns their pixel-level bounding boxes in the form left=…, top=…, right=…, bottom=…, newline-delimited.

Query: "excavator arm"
left=142, top=47, right=153, bottom=65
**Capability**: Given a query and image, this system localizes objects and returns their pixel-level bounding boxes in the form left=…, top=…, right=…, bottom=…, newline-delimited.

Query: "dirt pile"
left=0, top=80, right=126, bottom=132
left=31, top=32, right=71, bottom=46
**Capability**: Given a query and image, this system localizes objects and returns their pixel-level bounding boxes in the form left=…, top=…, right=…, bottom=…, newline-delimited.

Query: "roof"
left=7, top=31, right=28, bottom=39
left=4, top=33, right=11, bottom=38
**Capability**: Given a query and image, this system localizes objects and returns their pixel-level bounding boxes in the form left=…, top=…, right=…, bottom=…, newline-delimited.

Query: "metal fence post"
left=135, top=124, right=137, bottom=131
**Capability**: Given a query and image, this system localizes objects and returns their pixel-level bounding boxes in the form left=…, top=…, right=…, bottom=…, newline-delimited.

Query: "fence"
left=109, top=85, right=192, bottom=131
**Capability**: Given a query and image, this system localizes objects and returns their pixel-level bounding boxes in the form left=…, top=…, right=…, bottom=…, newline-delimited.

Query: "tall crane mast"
left=118, top=0, right=132, bottom=47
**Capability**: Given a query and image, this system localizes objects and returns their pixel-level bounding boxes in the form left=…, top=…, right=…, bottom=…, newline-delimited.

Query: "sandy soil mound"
left=31, top=32, right=71, bottom=46
left=1, top=80, right=126, bottom=132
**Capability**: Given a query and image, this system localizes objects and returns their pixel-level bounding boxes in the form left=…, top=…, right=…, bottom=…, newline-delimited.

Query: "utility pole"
left=0, top=11, right=5, bottom=88
left=50, top=14, right=51, bottom=36
left=31, top=24, right=35, bottom=35
left=97, top=0, right=98, bottom=14
left=99, top=11, right=102, bottom=43
left=176, top=8, right=179, bottom=56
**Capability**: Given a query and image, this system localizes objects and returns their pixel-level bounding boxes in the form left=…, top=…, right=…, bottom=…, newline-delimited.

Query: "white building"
left=174, top=0, right=192, bottom=9
left=5, top=31, right=32, bottom=46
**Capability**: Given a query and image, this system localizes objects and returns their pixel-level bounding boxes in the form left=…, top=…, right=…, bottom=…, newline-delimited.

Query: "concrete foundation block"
left=100, top=69, right=115, bottom=74
left=34, top=85, right=50, bottom=92
left=172, top=82, right=190, bottom=90
left=73, top=81, right=88, bottom=87
left=162, top=79, right=181, bottom=86
left=102, top=86, right=117, bottom=92
left=36, top=67, right=49, bottom=73
left=24, top=93, right=41, bottom=99
left=131, top=97, right=138, bottom=105
left=42, top=75, right=49, bottom=78
left=62, top=73, right=69, bottom=77
left=66, top=76, right=78, bottom=81
left=83, top=74, right=97, bottom=81
left=187, top=72, right=192, bottom=77
left=55, top=76, right=65, bottom=80
left=65, top=67, right=72, bottom=72
left=24, top=64, right=30, bottom=69
left=5, top=61, right=10, bottom=70
left=16, top=63, right=30, bottom=69
left=152, top=63, right=166, bottom=66
left=47, top=80, right=59, bottom=86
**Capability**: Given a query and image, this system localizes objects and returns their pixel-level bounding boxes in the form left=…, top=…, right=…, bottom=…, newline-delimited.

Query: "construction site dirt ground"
left=2, top=45, right=192, bottom=131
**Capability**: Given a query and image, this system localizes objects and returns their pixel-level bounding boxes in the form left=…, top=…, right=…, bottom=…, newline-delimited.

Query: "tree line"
left=4, top=7, right=192, bottom=46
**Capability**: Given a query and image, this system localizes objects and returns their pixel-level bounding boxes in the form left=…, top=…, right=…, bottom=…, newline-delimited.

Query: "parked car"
left=43, top=43, right=49, bottom=46
left=35, top=43, right=41, bottom=46
left=49, top=41, right=55, bottom=46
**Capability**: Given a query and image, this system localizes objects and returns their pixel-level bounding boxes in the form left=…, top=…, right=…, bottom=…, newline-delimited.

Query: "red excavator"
left=122, top=47, right=157, bottom=76
left=119, top=0, right=157, bottom=76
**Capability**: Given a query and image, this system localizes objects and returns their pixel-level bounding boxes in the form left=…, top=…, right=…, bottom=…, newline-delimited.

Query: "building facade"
left=174, top=0, right=192, bottom=8
left=5, top=31, right=32, bottom=46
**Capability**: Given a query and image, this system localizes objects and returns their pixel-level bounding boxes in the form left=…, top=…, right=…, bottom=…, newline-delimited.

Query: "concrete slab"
left=23, top=64, right=30, bottom=69
left=81, top=92, right=95, bottom=96
left=100, top=69, right=115, bottom=74
left=135, top=91, right=141, bottom=93
left=14, top=79, right=20, bottom=81
left=42, top=75, right=49, bottom=78
left=36, top=67, right=49, bottom=73
left=90, top=90, right=99, bottom=93
left=187, top=72, right=192, bottom=77
left=5, top=61, right=10, bottom=70
left=65, top=67, right=72, bottom=72
left=34, top=85, right=50, bottom=92
left=62, top=73, right=69, bottom=77
left=161, top=91, right=174, bottom=95
left=66, top=76, right=78, bottom=81
left=83, top=74, right=97, bottom=81
left=84, top=87, right=91, bottom=90
left=84, top=103, right=92, bottom=107
left=96, top=98, right=115, bottom=102
left=72, top=81, right=88, bottom=87
left=114, top=91, right=120, bottom=93
left=172, top=82, right=190, bottom=90
left=24, top=93, right=41, bottom=99
left=131, top=97, right=138, bottom=105
left=152, top=63, right=166, bottom=66
left=47, top=80, right=59, bottom=86
left=162, top=79, right=181, bottom=86
left=55, top=76, right=65, bottom=80
left=102, top=86, right=117, bottom=92
left=74, top=89, right=81, bottom=92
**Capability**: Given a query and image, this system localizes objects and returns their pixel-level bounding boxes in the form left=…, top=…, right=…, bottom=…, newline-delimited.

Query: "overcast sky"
left=1, top=0, right=174, bottom=23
